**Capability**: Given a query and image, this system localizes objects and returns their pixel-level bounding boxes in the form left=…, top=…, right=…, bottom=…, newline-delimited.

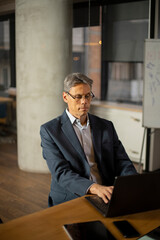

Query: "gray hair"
left=64, top=73, right=93, bottom=92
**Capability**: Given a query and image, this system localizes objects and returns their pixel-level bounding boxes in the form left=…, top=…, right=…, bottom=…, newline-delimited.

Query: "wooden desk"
left=0, top=97, right=13, bottom=103
left=0, top=196, right=160, bottom=240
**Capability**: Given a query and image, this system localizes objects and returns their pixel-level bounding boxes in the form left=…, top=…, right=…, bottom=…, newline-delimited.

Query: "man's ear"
left=63, top=92, right=68, bottom=103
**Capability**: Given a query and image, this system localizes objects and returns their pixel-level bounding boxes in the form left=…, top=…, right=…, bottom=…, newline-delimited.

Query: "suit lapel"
left=61, top=111, right=87, bottom=161
left=89, top=114, right=102, bottom=163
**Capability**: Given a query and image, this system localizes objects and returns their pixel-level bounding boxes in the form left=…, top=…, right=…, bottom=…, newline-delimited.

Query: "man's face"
left=63, top=83, right=92, bottom=119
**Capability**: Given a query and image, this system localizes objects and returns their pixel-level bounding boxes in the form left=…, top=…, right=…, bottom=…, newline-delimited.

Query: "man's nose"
left=81, top=96, right=87, bottom=103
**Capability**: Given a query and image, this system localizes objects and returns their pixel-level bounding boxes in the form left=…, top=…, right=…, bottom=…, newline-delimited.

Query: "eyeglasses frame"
left=66, top=91, right=95, bottom=101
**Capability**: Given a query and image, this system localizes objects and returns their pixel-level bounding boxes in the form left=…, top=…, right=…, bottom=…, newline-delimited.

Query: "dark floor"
left=0, top=139, right=51, bottom=223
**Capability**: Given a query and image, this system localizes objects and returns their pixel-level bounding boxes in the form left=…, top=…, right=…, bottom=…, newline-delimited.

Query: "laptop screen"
left=86, top=172, right=160, bottom=217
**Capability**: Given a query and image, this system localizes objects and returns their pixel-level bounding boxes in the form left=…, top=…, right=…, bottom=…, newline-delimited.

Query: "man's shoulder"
left=89, top=113, right=113, bottom=126
left=41, top=111, right=67, bottom=129
left=41, top=116, right=60, bottom=127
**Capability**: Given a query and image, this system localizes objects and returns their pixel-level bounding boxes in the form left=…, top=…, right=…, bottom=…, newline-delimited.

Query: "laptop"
left=85, top=171, right=160, bottom=217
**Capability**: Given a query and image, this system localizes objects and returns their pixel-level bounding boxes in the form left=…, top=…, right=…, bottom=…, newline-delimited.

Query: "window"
left=107, top=62, right=143, bottom=104
left=72, top=0, right=150, bottom=105
left=72, top=26, right=101, bottom=99
left=0, top=14, right=15, bottom=96
left=0, top=20, right=10, bottom=92
left=101, top=1, right=149, bottom=105
left=72, top=2, right=101, bottom=99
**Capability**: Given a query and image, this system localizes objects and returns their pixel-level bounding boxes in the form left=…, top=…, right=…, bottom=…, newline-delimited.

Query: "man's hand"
left=88, top=183, right=114, bottom=204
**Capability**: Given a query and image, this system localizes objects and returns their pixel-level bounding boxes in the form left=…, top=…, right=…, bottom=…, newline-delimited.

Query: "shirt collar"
left=66, top=108, right=76, bottom=124
left=66, top=108, right=89, bottom=127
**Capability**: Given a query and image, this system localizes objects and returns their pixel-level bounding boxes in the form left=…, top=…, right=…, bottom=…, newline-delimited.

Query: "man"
left=40, top=73, right=137, bottom=206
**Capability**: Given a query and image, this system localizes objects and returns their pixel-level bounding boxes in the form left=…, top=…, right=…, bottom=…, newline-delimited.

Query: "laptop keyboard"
left=85, top=195, right=109, bottom=216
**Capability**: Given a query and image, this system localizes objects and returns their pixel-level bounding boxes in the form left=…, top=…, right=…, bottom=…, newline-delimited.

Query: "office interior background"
left=0, top=0, right=160, bottom=222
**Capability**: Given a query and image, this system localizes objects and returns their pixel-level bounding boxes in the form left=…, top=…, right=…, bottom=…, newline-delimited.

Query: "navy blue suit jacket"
left=40, top=111, right=137, bottom=206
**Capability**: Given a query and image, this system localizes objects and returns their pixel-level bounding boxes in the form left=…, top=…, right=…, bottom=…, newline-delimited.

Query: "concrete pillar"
left=16, top=0, right=72, bottom=172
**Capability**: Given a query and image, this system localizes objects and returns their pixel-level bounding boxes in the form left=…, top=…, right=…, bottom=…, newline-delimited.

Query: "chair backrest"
left=0, top=103, right=7, bottom=119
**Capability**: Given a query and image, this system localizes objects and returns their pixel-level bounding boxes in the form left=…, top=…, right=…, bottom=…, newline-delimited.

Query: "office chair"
left=0, top=102, right=7, bottom=136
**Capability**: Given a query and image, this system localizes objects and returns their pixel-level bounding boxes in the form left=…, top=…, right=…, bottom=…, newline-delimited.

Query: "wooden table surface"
left=0, top=196, right=160, bottom=240
left=0, top=97, right=13, bottom=103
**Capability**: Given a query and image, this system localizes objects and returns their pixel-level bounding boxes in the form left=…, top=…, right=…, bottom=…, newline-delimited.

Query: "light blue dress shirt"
left=66, top=109, right=102, bottom=184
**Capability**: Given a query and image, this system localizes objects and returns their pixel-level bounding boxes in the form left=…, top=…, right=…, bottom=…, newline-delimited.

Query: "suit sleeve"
left=111, top=122, right=137, bottom=176
left=40, top=124, right=94, bottom=197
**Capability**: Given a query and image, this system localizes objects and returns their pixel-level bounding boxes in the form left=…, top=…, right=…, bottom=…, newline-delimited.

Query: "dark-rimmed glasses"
left=66, top=91, right=95, bottom=102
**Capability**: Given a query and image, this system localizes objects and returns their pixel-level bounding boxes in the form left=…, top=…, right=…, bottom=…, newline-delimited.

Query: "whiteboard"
left=143, top=39, right=160, bottom=128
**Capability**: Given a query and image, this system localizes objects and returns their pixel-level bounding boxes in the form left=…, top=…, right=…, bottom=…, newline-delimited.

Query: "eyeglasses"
left=66, top=91, right=95, bottom=102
